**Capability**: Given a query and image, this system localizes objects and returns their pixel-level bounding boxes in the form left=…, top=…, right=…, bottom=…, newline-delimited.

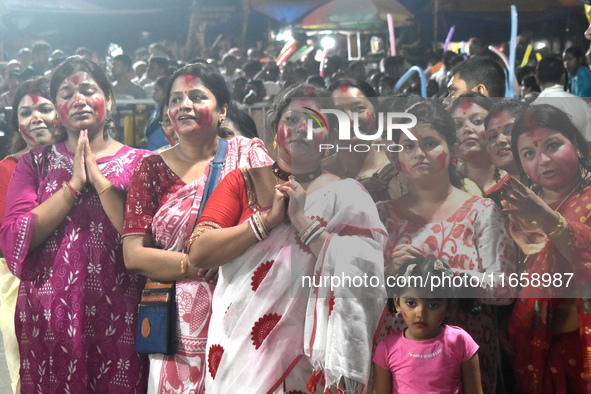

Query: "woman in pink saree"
left=122, top=63, right=272, bottom=393
left=0, top=56, right=151, bottom=393
left=188, top=84, right=388, bottom=393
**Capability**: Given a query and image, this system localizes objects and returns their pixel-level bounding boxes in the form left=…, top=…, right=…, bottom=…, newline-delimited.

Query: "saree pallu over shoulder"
left=204, top=178, right=388, bottom=394
left=122, top=136, right=273, bottom=394
left=509, top=184, right=591, bottom=393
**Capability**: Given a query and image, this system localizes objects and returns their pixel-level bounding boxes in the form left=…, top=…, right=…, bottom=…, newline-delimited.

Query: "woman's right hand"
left=70, top=130, right=87, bottom=191
left=262, top=187, right=287, bottom=230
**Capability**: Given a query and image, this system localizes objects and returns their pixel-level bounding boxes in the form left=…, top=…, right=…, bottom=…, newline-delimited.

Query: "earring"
left=397, top=173, right=403, bottom=196
left=324, top=147, right=331, bottom=158
left=220, top=118, right=225, bottom=126
left=273, top=135, right=277, bottom=150
left=577, top=148, right=583, bottom=158
left=451, top=155, right=458, bottom=166
left=494, top=167, right=501, bottom=183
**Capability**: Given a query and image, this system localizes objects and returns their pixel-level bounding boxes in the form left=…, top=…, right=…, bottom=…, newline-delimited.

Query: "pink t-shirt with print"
left=373, top=325, right=479, bottom=394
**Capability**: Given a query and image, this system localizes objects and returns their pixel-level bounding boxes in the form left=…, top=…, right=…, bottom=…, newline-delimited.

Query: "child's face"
left=395, top=288, right=448, bottom=341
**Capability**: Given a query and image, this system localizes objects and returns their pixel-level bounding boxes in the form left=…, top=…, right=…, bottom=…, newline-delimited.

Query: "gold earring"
left=397, top=173, right=403, bottom=196
left=577, top=148, right=583, bottom=158
left=273, top=135, right=277, bottom=150
left=324, top=147, right=330, bottom=158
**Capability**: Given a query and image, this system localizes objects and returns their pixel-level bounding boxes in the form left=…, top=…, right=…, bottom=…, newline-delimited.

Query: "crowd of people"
left=0, top=3, right=589, bottom=393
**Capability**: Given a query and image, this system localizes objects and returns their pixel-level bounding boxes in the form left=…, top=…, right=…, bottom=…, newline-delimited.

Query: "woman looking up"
left=188, top=83, right=387, bottom=393
left=0, top=56, right=152, bottom=393
left=122, top=63, right=272, bottom=393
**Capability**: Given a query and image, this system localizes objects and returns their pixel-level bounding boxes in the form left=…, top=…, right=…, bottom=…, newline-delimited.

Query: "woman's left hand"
left=501, top=177, right=559, bottom=232
left=277, top=180, right=306, bottom=220
left=83, top=133, right=110, bottom=191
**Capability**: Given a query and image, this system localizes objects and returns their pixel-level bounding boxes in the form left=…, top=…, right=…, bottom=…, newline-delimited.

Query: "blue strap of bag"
left=182, top=138, right=228, bottom=252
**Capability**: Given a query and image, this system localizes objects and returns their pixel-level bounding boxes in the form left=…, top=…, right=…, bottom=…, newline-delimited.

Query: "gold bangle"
left=97, top=183, right=114, bottom=196
left=180, top=253, right=188, bottom=277
left=546, top=213, right=569, bottom=240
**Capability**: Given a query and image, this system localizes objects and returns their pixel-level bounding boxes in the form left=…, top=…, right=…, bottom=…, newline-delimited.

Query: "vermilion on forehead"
left=291, top=98, right=320, bottom=111
left=488, top=112, right=514, bottom=129
left=60, top=72, right=94, bottom=88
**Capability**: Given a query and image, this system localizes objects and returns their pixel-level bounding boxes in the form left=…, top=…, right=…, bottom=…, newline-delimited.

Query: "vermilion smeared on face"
left=19, top=124, right=36, bottom=143
left=436, top=151, right=447, bottom=169
left=399, top=160, right=409, bottom=175
left=181, top=75, right=197, bottom=84
left=340, top=82, right=350, bottom=95
left=30, top=94, right=39, bottom=105
left=58, top=101, right=74, bottom=129
left=519, top=126, right=579, bottom=188
left=457, top=98, right=473, bottom=112
left=66, top=75, right=81, bottom=85
left=277, top=125, right=291, bottom=153
left=90, top=96, right=105, bottom=122
left=197, top=107, right=213, bottom=128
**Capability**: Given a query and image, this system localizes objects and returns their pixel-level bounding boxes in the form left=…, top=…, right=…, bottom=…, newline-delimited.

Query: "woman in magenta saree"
left=503, top=104, right=591, bottom=393
left=0, top=57, right=151, bottom=392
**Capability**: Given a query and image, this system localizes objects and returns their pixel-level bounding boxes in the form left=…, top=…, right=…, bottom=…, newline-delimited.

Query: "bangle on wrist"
left=97, top=183, right=114, bottom=196
left=63, top=181, right=82, bottom=200
left=180, top=253, right=189, bottom=278
left=546, top=213, right=568, bottom=240
left=249, top=211, right=269, bottom=242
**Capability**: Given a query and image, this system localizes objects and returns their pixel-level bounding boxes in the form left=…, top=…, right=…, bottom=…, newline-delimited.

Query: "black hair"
left=10, top=77, right=52, bottom=154
left=328, top=78, right=378, bottom=98
left=535, top=56, right=565, bottom=85
left=50, top=56, right=116, bottom=142
left=113, top=54, right=133, bottom=70
left=484, top=99, right=529, bottom=130
left=306, top=75, right=325, bottom=88
left=32, top=41, right=51, bottom=55
left=267, top=83, right=332, bottom=136
left=511, top=104, right=591, bottom=188
left=392, top=99, right=464, bottom=189
left=448, top=91, right=494, bottom=115
left=223, top=104, right=258, bottom=139
left=149, top=56, right=169, bottom=70
left=565, top=45, right=587, bottom=66
left=242, top=60, right=262, bottom=76
left=521, top=74, right=540, bottom=92
left=388, top=257, right=481, bottom=316
left=450, top=55, right=506, bottom=98
left=164, top=62, right=231, bottom=113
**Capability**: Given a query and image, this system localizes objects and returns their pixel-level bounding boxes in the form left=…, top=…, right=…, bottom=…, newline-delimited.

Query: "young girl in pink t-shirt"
left=373, top=258, right=483, bottom=394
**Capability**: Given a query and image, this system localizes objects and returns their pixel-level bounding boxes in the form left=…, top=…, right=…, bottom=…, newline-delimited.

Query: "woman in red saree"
left=502, top=104, right=591, bottom=393
left=122, top=63, right=272, bottom=393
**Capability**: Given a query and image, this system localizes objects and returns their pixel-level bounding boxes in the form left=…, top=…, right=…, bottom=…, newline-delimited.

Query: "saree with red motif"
left=508, top=183, right=591, bottom=394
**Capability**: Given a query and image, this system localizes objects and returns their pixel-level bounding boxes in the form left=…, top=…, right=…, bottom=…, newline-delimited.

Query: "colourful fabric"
left=508, top=184, right=591, bottom=394
left=0, top=143, right=152, bottom=393
left=568, top=66, right=591, bottom=98
left=0, top=155, right=20, bottom=392
left=0, top=156, right=18, bottom=225
left=200, top=171, right=388, bottom=394
left=123, top=136, right=272, bottom=394
left=376, top=196, right=516, bottom=394
left=373, top=325, right=479, bottom=394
